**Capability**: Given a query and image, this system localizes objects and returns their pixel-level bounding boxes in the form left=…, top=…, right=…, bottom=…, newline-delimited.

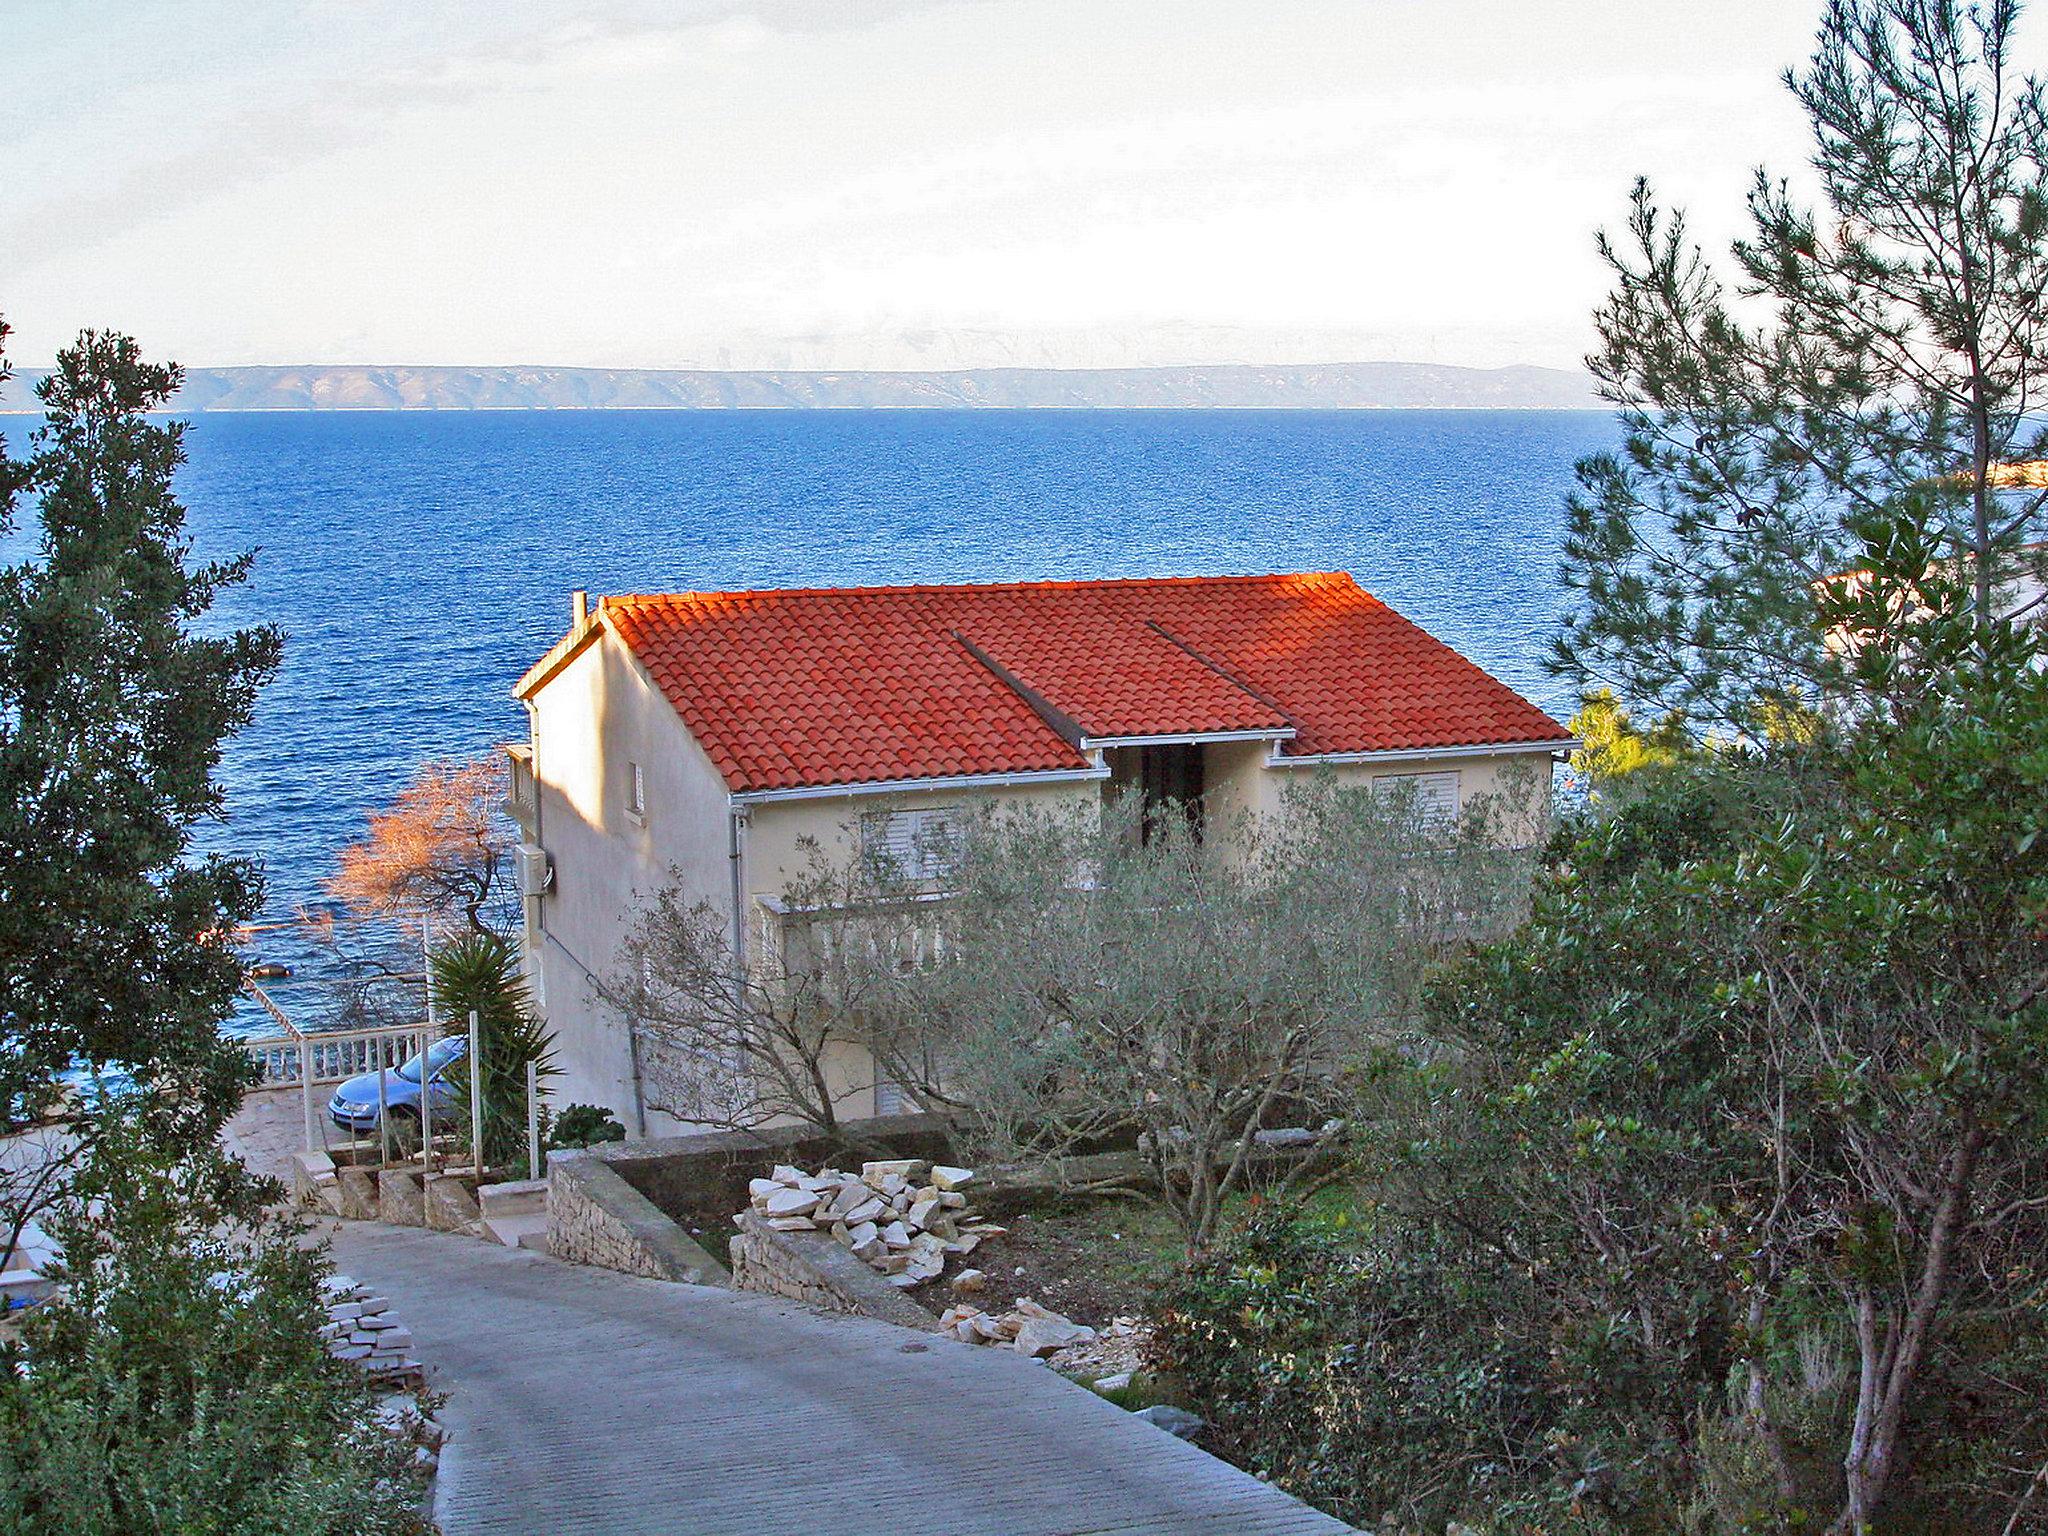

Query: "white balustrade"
left=241, top=1025, right=425, bottom=1089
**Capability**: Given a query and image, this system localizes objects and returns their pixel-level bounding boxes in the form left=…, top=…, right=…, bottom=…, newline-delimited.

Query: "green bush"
left=0, top=1129, right=430, bottom=1534
left=1147, top=1211, right=1586, bottom=1533
left=547, top=1103, right=627, bottom=1150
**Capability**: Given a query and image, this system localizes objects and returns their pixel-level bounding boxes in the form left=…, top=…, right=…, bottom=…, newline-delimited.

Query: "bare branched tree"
left=612, top=851, right=932, bottom=1145
left=328, top=757, right=513, bottom=936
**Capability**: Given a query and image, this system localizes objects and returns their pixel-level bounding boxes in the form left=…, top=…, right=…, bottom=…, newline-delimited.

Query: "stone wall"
left=543, top=1114, right=951, bottom=1291
left=587, top=1113, right=955, bottom=1226
left=546, top=1152, right=730, bottom=1284
left=728, top=1209, right=940, bottom=1332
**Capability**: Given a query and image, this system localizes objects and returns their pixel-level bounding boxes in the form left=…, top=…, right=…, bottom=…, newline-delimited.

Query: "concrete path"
left=322, top=1221, right=1353, bottom=1536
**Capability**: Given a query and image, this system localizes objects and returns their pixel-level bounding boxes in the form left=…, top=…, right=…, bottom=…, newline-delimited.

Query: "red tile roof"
left=567, top=574, right=1569, bottom=794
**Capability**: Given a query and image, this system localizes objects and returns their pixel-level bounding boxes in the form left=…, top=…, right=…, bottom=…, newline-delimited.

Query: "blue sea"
left=146, top=408, right=1611, bottom=1031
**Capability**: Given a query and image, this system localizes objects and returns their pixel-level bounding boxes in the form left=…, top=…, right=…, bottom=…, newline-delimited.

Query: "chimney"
left=571, top=590, right=589, bottom=630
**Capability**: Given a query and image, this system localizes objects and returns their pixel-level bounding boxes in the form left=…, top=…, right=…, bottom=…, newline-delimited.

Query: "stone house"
left=507, top=572, right=1574, bottom=1135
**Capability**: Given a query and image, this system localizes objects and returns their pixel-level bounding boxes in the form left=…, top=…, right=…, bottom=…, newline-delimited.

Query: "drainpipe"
left=625, top=1003, right=649, bottom=1139
left=728, top=802, right=750, bottom=965
left=726, top=803, right=753, bottom=1096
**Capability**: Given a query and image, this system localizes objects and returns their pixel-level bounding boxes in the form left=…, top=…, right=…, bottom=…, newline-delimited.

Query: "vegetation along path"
left=322, top=1222, right=1353, bottom=1535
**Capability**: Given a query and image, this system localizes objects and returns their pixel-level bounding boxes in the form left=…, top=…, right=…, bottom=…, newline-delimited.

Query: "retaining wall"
left=542, top=1114, right=950, bottom=1288
left=545, top=1153, right=730, bottom=1284
left=586, top=1114, right=955, bottom=1224
left=728, top=1209, right=942, bottom=1330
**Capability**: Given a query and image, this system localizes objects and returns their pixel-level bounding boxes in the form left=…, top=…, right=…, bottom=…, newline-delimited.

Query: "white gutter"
left=1267, top=738, right=1582, bottom=767
left=730, top=763, right=1110, bottom=807
left=1078, top=728, right=1295, bottom=750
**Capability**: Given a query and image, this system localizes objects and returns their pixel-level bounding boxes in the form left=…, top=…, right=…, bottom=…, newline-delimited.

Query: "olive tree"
left=877, top=773, right=1544, bottom=1254
left=613, top=769, right=1540, bottom=1234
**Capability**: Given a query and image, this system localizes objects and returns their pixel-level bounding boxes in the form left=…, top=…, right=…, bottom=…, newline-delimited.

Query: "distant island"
left=0, top=361, right=1600, bottom=413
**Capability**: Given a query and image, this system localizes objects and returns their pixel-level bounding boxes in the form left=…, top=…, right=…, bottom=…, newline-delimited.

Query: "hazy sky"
left=5, top=1, right=1833, bottom=371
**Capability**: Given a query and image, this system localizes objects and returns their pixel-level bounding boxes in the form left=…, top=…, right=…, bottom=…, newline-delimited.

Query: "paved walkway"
left=224, top=1085, right=329, bottom=1184
left=323, top=1222, right=1353, bottom=1536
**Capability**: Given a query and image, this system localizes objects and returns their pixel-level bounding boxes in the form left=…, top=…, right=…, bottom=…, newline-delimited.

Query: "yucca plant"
left=429, top=932, right=558, bottom=1173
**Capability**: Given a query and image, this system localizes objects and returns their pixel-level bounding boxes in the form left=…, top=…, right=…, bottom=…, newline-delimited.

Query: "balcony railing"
left=504, top=743, right=538, bottom=836
left=241, top=1025, right=424, bottom=1089
left=240, top=977, right=445, bottom=1155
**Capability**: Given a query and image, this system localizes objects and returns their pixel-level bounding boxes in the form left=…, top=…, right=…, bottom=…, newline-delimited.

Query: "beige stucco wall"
left=739, top=777, right=1101, bottom=900
left=1097, top=740, right=1555, bottom=841
left=1256, top=749, right=1554, bottom=838
left=523, top=626, right=734, bottom=1134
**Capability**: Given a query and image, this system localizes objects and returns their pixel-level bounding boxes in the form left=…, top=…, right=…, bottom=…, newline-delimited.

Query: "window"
left=876, top=1078, right=917, bottom=1116
left=1372, top=769, right=1460, bottom=825
left=860, top=807, right=962, bottom=885
left=626, top=760, right=645, bottom=820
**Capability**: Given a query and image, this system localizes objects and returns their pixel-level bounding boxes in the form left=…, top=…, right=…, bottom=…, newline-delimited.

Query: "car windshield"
left=395, top=1036, right=465, bottom=1083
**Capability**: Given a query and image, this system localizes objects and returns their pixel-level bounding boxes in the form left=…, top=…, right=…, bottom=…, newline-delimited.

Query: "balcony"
left=504, top=743, right=539, bottom=838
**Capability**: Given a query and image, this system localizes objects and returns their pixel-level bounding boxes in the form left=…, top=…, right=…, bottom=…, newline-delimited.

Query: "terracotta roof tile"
left=587, top=574, right=1568, bottom=793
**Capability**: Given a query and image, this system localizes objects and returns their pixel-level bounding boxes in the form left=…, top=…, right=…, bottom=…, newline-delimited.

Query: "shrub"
left=548, top=1103, right=627, bottom=1150
left=0, top=1129, right=430, bottom=1534
left=431, top=932, right=558, bottom=1170
left=1147, top=1210, right=1581, bottom=1533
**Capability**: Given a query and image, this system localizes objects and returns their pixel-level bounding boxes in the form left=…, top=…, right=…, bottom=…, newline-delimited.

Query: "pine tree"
left=1556, top=0, right=2048, bottom=732
left=0, top=327, right=282, bottom=1144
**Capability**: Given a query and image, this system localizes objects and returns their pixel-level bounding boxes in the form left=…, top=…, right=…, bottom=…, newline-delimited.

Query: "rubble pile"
left=320, top=1274, right=423, bottom=1387
left=739, top=1158, right=1006, bottom=1289
left=934, top=1296, right=1098, bottom=1358
left=1050, top=1314, right=1148, bottom=1382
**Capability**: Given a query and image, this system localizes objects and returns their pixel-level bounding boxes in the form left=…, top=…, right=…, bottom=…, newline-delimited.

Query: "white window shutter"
left=861, top=808, right=962, bottom=882
left=1373, top=770, right=1461, bottom=825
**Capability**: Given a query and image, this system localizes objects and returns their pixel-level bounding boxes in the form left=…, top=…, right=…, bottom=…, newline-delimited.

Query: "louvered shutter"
left=1372, top=770, right=1461, bottom=825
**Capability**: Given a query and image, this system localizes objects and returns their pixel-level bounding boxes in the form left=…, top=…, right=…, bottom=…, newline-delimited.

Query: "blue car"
left=328, top=1035, right=467, bottom=1135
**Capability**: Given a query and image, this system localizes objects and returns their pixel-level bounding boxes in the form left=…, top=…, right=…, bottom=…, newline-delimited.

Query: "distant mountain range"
left=0, top=361, right=1601, bottom=413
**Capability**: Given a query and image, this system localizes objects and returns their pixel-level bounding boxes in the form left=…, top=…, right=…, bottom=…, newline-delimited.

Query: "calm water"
left=151, top=408, right=1609, bottom=1029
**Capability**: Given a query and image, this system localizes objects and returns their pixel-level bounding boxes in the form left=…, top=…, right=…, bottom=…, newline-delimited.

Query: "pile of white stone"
left=935, top=1296, right=1098, bottom=1359
left=741, top=1158, right=1005, bottom=1288
left=320, top=1274, right=422, bottom=1387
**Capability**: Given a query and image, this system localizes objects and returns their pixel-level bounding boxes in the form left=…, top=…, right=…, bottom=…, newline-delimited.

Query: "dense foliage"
left=0, top=327, right=282, bottom=1262
left=1151, top=1211, right=1550, bottom=1524
left=1156, top=548, right=2048, bottom=1531
left=545, top=1102, right=627, bottom=1150
left=0, top=320, right=424, bottom=1531
left=0, top=1126, right=430, bottom=1534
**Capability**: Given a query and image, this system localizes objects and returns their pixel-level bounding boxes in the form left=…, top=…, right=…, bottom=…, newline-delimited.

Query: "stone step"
left=477, top=1177, right=548, bottom=1220
left=483, top=1209, right=551, bottom=1251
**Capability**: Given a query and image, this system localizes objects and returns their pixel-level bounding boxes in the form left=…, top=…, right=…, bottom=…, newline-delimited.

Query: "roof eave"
left=1269, top=737, right=1581, bottom=766
left=730, top=763, right=1111, bottom=807
left=512, top=612, right=607, bottom=701
left=1079, top=727, right=1296, bottom=749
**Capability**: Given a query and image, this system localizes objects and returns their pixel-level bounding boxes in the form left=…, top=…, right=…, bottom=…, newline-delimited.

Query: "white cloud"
left=1, top=0, right=1831, bottom=369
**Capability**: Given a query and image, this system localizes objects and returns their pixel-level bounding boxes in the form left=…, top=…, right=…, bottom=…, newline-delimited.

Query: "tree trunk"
left=1835, top=1127, right=1986, bottom=1532
left=1744, top=1290, right=1800, bottom=1504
